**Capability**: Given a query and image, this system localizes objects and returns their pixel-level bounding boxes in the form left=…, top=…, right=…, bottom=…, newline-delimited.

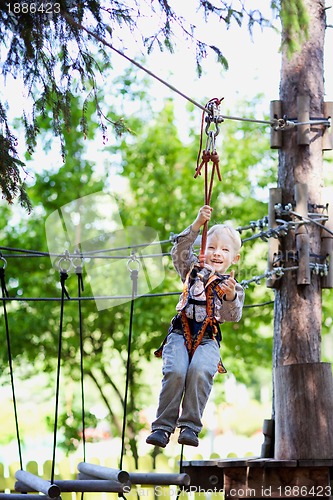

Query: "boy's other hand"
left=221, top=270, right=237, bottom=301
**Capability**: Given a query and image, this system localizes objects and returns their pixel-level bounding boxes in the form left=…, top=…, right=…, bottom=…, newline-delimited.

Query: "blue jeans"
left=151, top=331, right=221, bottom=434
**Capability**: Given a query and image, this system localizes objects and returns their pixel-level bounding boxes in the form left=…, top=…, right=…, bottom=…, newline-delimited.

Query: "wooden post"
left=274, top=363, right=333, bottom=459
left=321, top=186, right=333, bottom=288
left=270, top=100, right=282, bottom=149
left=297, top=95, right=310, bottom=145
left=260, top=419, right=275, bottom=458
left=266, top=187, right=282, bottom=288
left=295, top=183, right=311, bottom=285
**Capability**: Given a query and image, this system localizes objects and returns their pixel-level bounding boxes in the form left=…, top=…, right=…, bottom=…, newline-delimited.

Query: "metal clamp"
left=58, top=250, right=72, bottom=273
left=204, top=99, right=224, bottom=144
left=127, top=253, right=141, bottom=273
left=72, top=249, right=84, bottom=272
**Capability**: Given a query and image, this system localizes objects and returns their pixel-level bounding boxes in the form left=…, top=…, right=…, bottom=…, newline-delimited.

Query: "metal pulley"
left=204, top=98, right=224, bottom=151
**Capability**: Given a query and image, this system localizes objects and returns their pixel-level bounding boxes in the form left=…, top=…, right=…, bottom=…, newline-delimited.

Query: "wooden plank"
left=297, top=459, right=333, bottom=467
left=216, top=458, right=250, bottom=468
left=181, top=460, right=219, bottom=467
left=181, top=465, right=223, bottom=491
left=224, top=465, right=330, bottom=499
left=247, top=458, right=297, bottom=468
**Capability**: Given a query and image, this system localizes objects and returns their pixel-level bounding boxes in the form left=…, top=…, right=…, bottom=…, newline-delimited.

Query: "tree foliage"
left=0, top=0, right=308, bottom=209
left=0, top=62, right=279, bottom=457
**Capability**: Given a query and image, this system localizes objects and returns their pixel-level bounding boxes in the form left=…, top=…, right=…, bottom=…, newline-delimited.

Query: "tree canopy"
left=0, top=0, right=308, bottom=210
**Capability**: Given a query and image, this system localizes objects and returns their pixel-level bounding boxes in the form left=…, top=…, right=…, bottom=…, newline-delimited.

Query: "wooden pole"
left=15, top=479, right=130, bottom=494
left=14, top=470, right=60, bottom=498
left=273, top=0, right=332, bottom=460
left=78, top=471, right=191, bottom=486
left=77, top=462, right=129, bottom=483
left=129, top=472, right=190, bottom=486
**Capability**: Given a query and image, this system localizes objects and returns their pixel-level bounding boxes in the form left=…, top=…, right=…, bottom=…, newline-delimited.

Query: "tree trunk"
left=273, top=0, right=333, bottom=459
left=274, top=0, right=325, bottom=367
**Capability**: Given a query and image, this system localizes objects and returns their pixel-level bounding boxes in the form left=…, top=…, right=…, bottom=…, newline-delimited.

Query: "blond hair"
left=207, top=224, right=242, bottom=252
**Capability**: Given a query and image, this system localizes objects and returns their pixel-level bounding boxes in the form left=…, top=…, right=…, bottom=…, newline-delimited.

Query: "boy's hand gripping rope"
left=194, top=98, right=224, bottom=267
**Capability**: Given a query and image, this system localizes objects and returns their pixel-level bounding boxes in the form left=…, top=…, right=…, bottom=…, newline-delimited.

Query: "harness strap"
left=154, top=269, right=228, bottom=374
left=180, top=272, right=225, bottom=358
left=188, top=298, right=207, bottom=306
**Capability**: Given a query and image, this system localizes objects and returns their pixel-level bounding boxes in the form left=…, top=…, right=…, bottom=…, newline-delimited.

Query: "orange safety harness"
left=179, top=271, right=227, bottom=373
left=155, top=98, right=227, bottom=373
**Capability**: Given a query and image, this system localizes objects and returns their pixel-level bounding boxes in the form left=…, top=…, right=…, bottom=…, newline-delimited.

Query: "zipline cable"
left=0, top=293, right=274, bottom=308
left=61, top=13, right=333, bottom=130
left=62, top=12, right=279, bottom=128
left=0, top=257, right=23, bottom=470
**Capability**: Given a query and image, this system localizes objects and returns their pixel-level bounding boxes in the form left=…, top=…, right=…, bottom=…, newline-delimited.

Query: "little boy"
left=146, top=205, right=244, bottom=448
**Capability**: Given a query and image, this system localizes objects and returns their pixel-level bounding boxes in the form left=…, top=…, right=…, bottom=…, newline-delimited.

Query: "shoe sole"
left=146, top=437, right=168, bottom=448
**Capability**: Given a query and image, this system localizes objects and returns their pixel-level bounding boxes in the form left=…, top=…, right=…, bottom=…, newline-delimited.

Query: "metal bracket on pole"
left=321, top=186, right=333, bottom=288
left=270, top=101, right=282, bottom=149
left=323, top=102, right=333, bottom=151
left=266, top=187, right=283, bottom=288
left=297, top=95, right=310, bottom=145
left=295, top=183, right=311, bottom=285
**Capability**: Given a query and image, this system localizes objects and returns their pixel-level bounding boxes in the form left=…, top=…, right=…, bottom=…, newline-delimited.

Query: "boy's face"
left=205, top=232, right=240, bottom=274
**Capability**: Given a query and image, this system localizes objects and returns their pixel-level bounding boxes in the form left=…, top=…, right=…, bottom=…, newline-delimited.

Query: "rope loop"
left=60, top=270, right=71, bottom=300
left=73, top=250, right=85, bottom=292
left=0, top=254, right=7, bottom=269
left=58, top=250, right=73, bottom=273
left=72, top=249, right=84, bottom=273
left=0, top=258, right=9, bottom=298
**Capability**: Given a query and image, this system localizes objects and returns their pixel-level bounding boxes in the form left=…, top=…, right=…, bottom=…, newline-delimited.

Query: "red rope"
left=194, top=98, right=223, bottom=267
left=194, top=150, right=222, bottom=266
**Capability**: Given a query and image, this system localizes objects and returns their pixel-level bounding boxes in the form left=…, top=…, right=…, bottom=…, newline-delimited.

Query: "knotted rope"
left=194, top=98, right=223, bottom=266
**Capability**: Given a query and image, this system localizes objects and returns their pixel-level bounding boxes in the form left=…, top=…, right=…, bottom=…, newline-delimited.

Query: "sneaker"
left=146, top=429, right=170, bottom=448
left=178, top=427, right=199, bottom=447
